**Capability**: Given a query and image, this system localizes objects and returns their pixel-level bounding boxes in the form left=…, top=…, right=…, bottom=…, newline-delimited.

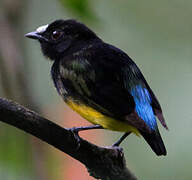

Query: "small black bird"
left=25, top=19, right=168, bottom=156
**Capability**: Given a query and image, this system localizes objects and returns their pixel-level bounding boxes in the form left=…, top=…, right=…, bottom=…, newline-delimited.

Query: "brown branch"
left=0, top=97, right=137, bottom=180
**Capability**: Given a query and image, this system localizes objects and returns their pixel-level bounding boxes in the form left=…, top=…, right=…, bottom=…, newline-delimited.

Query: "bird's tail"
left=140, top=129, right=167, bottom=156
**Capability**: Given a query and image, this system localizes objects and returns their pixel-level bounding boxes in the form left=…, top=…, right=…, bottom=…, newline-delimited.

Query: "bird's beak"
left=25, top=31, right=48, bottom=42
left=25, top=24, right=49, bottom=41
left=25, top=31, right=42, bottom=40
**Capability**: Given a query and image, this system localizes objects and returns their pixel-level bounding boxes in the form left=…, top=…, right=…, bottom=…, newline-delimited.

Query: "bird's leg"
left=112, top=132, right=131, bottom=147
left=68, top=125, right=103, bottom=149
left=69, top=125, right=103, bottom=133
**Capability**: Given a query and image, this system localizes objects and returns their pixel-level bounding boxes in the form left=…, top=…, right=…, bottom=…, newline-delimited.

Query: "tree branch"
left=0, top=97, right=137, bottom=180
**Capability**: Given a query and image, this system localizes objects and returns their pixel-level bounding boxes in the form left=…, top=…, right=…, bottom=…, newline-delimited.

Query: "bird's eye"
left=51, top=30, right=63, bottom=40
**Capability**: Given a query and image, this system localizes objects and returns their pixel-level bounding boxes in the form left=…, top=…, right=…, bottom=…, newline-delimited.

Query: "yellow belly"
left=66, top=99, right=140, bottom=136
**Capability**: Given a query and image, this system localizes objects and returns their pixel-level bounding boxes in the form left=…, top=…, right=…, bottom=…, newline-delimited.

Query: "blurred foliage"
left=59, top=0, right=97, bottom=21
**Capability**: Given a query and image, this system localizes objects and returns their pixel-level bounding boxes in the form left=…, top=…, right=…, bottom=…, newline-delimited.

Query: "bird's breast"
left=59, top=65, right=92, bottom=97
left=66, top=98, right=140, bottom=135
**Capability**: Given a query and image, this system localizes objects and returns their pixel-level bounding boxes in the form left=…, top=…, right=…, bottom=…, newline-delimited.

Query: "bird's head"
left=25, top=19, right=98, bottom=60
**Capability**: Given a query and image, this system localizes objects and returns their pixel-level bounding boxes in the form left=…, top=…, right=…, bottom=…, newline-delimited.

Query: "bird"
left=25, top=19, right=168, bottom=156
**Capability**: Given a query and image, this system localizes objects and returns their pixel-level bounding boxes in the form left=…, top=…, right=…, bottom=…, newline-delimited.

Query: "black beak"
left=25, top=31, right=48, bottom=42
left=25, top=31, right=42, bottom=40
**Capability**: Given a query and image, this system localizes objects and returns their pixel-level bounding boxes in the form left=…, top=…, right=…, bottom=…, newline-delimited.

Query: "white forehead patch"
left=36, top=24, right=49, bottom=33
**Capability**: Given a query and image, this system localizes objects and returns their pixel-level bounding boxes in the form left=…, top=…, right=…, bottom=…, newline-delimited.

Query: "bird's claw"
left=112, top=142, right=120, bottom=147
left=68, top=127, right=81, bottom=150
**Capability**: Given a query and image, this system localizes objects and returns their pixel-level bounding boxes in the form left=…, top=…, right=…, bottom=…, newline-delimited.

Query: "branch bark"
left=0, top=97, right=137, bottom=180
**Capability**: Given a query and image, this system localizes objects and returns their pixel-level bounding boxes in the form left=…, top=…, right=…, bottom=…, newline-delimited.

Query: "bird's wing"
left=141, top=80, right=168, bottom=130
left=97, top=43, right=168, bottom=131
left=59, top=43, right=167, bottom=132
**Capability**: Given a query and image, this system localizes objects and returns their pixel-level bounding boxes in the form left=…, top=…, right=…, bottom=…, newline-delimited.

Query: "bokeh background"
left=0, top=0, right=192, bottom=179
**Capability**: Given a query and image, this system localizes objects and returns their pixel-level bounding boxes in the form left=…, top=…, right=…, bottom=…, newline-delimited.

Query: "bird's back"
left=51, top=41, right=167, bottom=155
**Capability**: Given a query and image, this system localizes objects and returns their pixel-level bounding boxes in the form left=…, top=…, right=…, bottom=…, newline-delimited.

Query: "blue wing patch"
left=131, top=85, right=157, bottom=130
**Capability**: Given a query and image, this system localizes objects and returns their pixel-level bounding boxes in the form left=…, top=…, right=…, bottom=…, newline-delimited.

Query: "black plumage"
left=25, top=19, right=168, bottom=156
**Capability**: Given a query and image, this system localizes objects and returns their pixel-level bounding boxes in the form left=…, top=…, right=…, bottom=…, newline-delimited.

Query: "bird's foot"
left=112, top=132, right=131, bottom=147
left=112, top=141, right=121, bottom=147
left=68, top=127, right=82, bottom=150
left=68, top=125, right=103, bottom=150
